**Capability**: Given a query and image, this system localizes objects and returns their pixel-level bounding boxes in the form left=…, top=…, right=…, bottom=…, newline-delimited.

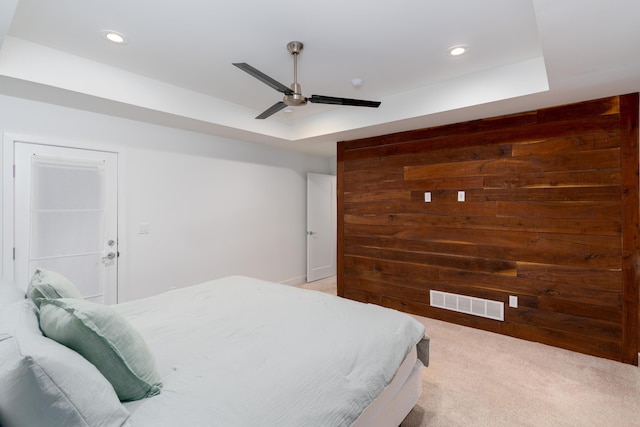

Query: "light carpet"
left=402, top=315, right=640, bottom=427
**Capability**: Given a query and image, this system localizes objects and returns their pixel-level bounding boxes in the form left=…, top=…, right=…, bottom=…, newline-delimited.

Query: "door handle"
left=102, top=252, right=116, bottom=260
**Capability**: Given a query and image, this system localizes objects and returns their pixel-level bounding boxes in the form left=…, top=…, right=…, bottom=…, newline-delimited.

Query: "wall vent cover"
left=430, top=290, right=504, bottom=321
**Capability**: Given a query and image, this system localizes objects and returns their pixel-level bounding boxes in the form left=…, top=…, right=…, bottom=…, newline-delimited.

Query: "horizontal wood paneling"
left=337, top=94, right=640, bottom=364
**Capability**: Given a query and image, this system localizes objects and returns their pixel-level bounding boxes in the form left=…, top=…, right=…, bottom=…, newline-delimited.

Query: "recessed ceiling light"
left=448, top=45, right=468, bottom=56
left=101, top=30, right=127, bottom=44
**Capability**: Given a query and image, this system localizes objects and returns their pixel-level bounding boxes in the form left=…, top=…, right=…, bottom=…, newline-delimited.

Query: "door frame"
left=306, top=172, right=337, bottom=282
left=1, top=132, right=127, bottom=299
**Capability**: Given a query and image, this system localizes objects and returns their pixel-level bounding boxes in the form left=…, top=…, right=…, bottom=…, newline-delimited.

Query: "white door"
left=306, top=173, right=337, bottom=282
left=14, top=142, right=118, bottom=303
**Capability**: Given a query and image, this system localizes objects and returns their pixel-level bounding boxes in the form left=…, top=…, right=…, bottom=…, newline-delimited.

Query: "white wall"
left=0, top=94, right=332, bottom=301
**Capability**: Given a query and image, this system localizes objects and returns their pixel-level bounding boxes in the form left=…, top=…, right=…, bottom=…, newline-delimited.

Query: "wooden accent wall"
left=337, top=94, right=639, bottom=364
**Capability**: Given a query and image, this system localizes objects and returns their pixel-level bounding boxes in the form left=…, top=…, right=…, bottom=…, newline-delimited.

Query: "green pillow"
left=27, top=268, right=82, bottom=307
left=39, top=298, right=163, bottom=402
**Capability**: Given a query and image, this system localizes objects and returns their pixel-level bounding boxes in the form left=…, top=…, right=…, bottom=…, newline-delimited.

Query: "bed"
left=0, top=273, right=429, bottom=427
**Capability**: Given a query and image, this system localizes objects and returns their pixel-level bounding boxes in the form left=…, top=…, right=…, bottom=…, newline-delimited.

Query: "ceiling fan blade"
left=309, top=95, right=381, bottom=108
left=233, top=63, right=293, bottom=95
left=256, top=101, right=288, bottom=119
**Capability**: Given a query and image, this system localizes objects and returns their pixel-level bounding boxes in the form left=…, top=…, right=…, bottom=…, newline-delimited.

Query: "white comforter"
left=115, top=276, right=427, bottom=427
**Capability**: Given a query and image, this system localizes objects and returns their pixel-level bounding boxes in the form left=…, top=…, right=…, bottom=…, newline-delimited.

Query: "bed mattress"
left=115, top=276, right=428, bottom=426
left=353, top=347, right=423, bottom=426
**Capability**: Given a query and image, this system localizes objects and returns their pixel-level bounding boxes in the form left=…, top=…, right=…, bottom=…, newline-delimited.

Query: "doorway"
left=4, top=137, right=119, bottom=303
left=306, top=173, right=336, bottom=282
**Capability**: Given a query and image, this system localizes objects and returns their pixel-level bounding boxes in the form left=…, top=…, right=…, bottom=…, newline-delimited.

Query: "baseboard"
left=280, top=275, right=307, bottom=286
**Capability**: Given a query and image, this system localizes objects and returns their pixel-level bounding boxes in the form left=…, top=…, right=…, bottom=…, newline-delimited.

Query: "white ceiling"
left=1, top=0, right=639, bottom=157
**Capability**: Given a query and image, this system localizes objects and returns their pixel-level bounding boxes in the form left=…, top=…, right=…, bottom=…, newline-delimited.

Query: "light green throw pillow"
left=27, top=268, right=82, bottom=307
left=39, top=298, right=163, bottom=402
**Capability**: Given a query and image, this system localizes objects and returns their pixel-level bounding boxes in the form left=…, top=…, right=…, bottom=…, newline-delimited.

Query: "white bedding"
left=115, top=276, right=428, bottom=426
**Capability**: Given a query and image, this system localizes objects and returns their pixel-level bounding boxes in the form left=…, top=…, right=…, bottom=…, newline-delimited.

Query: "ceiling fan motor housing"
left=284, top=82, right=307, bottom=106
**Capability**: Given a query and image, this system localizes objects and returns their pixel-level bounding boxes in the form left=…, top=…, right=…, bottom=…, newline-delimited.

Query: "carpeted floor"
left=301, top=277, right=640, bottom=427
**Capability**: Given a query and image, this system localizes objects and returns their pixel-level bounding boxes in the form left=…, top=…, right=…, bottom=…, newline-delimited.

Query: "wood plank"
left=483, top=169, right=622, bottom=189
left=535, top=233, right=621, bottom=254
left=482, top=148, right=620, bottom=174
left=343, top=287, right=380, bottom=304
left=511, top=133, right=620, bottom=156
left=517, top=295, right=621, bottom=323
left=507, top=306, right=622, bottom=342
left=346, top=230, right=620, bottom=258
left=345, top=245, right=518, bottom=275
left=337, top=141, right=345, bottom=298
left=359, top=228, right=539, bottom=249
left=343, top=169, right=404, bottom=192
left=343, top=255, right=440, bottom=281
left=477, top=186, right=622, bottom=201
left=343, top=277, right=431, bottom=302
left=401, top=176, right=485, bottom=191
left=535, top=95, right=620, bottom=123
left=435, top=268, right=622, bottom=307
left=619, top=92, right=639, bottom=364
left=344, top=267, right=440, bottom=292
left=515, top=263, right=622, bottom=291
left=404, top=159, right=487, bottom=180
left=405, top=148, right=620, bottom=180
left=344, top=190, right=412, bottom=204
left=413, top=143, right=513, bottom=165
left=496, top=201, right=621, bottom=220
left=343, top=144, right=513, bottom=171
left=345, top=199, right=503, bottom=215
left=344, top=213, right=621, bottom=237
left=341, top=111, right=538, bottom=152
left=343, top=168, right=404, bottom=185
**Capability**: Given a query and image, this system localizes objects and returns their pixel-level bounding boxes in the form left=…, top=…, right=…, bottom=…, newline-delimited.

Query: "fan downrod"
left=284, top=41, right=306, bottom=106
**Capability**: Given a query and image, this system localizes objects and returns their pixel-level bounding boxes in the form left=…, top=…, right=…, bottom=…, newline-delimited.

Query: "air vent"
left=430, top=290, right=504, bottom=321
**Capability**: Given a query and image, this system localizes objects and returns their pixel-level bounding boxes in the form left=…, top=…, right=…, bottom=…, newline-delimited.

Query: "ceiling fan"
left=233, top=41, right=381, bottom=119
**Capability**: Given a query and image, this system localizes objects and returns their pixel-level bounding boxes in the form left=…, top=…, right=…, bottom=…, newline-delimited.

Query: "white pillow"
left=26, top=268, right=82, bottom=308
left=0, top=279, right=24, bottom=308
left=0, top=299, right=130, bottom=427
